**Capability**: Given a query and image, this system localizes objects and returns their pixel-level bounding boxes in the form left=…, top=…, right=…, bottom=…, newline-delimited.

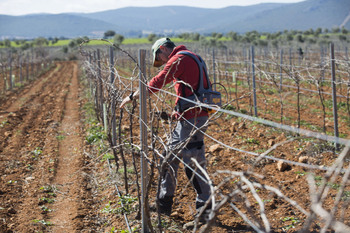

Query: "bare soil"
left=0, top=61, right=92, bottom=232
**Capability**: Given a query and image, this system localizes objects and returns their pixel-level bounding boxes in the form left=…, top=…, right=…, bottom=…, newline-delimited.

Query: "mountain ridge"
left=0, top=0, right=349, bottom=39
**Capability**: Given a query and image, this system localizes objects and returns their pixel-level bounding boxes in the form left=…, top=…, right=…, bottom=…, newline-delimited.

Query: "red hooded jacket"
left=147, top=45, right=209, bottom=120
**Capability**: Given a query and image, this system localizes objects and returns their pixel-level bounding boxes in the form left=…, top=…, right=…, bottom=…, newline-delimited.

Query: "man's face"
left=156, top=46, right=171, bottom=66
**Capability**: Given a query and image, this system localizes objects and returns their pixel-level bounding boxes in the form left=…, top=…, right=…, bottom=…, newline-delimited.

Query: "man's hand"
left=119, top=96, right=132, bottom=108
left=119, top=90, right=139, bottom=108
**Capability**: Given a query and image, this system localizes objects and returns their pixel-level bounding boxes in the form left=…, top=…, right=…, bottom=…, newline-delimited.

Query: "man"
left=120, top=38, right=212, bottom=222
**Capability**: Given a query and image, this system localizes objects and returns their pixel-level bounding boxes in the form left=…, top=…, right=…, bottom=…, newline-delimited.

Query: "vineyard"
left=0, top=40, right=350, bottom=233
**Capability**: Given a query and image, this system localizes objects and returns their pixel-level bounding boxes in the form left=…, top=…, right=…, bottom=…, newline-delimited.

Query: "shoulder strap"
left=177, top=51, right=211, bottom=94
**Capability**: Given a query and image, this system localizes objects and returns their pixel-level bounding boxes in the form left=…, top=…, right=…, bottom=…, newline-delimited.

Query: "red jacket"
left=147, top=45, right=209, bottom=120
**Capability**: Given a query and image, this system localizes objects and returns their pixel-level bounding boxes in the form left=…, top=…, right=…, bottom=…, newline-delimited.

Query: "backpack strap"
left=177, top=51, right=211, bottom=96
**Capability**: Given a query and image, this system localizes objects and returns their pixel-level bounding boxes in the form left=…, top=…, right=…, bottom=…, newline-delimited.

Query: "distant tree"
left=147, top=33, right=157, bottom=42
left=62, top=46, right=68, bottom=53
left=34, top=37, right=49, bottom=47
left=315, top=28, right=322, bottom=36
left=68, top=40, right=76, bottom=48
left=179, top=33, right=190, bottom=40
left=295, top=34, right=305, bottom=43
left=245, top=30, right=260, bottom=42
left=75, top=37, right=85, bottom=45
left=303, top=28, right=314, bottom=36
left=20, top=42, right=31, bottom=51
left=241, top=35, right=251, bottom=43
left=332, top=27, right=340, bottom=33
left=226, top=31, right=238, bottom=41
left=51, top=37, right=59, bottom=45
left=79, top=36, right=89, bottom=44
left=113, top=34, right=124, bottom=45
left=284, top=33, right=294, bottom=41
left=211, top=32, right=223, bottom=39
left=104, top=30, right=116, bottom=39
left=4, top=39, right=12, bottom=48
left=211, top=32, right=218, bottom=38
left=341, top=27, right=348, bottom=34
left=270, top=31, right=282, bottom=40
left=191, top=33, right=200, bottom=41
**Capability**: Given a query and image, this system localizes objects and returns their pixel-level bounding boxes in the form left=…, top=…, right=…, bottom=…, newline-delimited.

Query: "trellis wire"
left=80, top=41, right=350, bottom=232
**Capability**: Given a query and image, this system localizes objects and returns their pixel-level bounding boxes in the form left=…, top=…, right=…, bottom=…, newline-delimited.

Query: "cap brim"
left=153, top=59, right=164, bottom=67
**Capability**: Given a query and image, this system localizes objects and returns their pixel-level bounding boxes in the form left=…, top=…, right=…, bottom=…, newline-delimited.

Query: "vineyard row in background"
left=0, top=47, right=53, bottom=93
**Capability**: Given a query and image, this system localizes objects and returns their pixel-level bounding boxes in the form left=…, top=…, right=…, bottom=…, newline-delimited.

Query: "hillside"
left=0, top=14, right=122, bottom=38
left=217, top=0, right=350, bottom=33
left=80, top=3, right=284, bottom=33
left=0, top=0, right=349, bottom=39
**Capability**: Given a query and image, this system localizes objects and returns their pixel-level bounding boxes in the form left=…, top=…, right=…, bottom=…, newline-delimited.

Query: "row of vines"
left=0, top=47, right=53, bottom=93
left=79, top=39, right=350, bottom=232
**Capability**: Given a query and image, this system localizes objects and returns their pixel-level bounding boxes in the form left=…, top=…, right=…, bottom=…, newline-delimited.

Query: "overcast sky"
left=0, top=0, right=306, bottom=16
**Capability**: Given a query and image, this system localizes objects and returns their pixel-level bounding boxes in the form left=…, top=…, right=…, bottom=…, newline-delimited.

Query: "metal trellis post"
left=330, top=43, right=339, bottom=150
left=8, top=50, right=13, bottom=90
left=212, top=48, right=216, bottom=90
left=280, top=48, right=283, bottom=92
left=109, top=47, right=117, bottom=148
left=251, top=46, right=258, bottom=117
left=97, top=49, right=104, bottom=123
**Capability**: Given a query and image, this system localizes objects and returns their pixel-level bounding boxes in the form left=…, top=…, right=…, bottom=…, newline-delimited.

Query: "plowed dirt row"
left=0, top=61, right=91, bottom=232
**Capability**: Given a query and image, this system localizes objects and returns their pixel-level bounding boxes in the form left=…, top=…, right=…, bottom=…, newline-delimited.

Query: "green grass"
left=0, top=119, right=8, bottom=128
left=2, top=37, right=191, bottom=48
left=39, top=197, right=55, bottom=204
left=32, top=219, right=53, bottom=226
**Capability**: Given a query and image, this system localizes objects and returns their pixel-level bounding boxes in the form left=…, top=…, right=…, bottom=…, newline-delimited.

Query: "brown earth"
left=0, top=61, right=92, bottom=232
left=0, top=60, right=349, bottom=233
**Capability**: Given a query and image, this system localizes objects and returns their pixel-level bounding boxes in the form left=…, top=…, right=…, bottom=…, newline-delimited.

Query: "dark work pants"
left=158, top=116, right=211, bottom=210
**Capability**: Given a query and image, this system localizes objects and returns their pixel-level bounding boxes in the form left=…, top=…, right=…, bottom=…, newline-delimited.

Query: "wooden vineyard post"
left=330, top=43, right=339, bottom=150
left=138, top=49, right=150, bottom=233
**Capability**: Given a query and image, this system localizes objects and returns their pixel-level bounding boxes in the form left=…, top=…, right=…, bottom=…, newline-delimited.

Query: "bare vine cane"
left=79, top=38, right=145, bottom=105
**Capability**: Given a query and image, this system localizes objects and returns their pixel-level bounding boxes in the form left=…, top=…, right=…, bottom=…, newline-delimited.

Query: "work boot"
left=157, top=196, right=173, bottom=216
left=196, top=202, right=213, bottom=223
